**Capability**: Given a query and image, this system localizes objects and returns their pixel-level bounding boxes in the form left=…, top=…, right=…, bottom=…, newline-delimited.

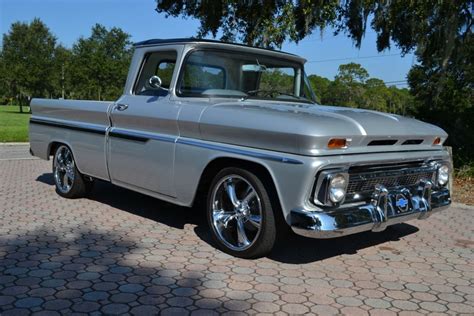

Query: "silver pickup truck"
left=29, top=38, right=452, bottom=258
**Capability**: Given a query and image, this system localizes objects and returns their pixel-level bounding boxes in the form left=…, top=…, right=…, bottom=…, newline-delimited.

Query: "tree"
left=328, top=63, right=368, bottom=107
left=307, top=74, right=331, bottom=104
left=335, top=62, right=369, bottom=84
left=50, top=45, right=73, bottom=99
left=408, top=39, right=473, bottom=166
left=155, top=1, right=306, bottom=48
left=307, top=63, right=413, bottom=115
left=0, top=18, right=57, bottom=112
left=363, top=78, right=389, bottom=112
left=70, top=24, right=133, bottom=100
left=0, top=52, right=7, bottom=104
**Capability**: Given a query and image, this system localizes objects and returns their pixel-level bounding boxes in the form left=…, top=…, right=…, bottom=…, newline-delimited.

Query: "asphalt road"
left=0, top=144, right=473, bottom=315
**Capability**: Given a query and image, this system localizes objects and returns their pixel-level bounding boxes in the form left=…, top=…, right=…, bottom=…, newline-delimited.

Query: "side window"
left=134, top=51, right=177, bottom=96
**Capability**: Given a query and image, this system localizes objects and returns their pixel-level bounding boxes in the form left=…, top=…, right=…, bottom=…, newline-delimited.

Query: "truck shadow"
left=37, top=173, right=419, bottom=264
left=267, top=224, right=419, bottom=264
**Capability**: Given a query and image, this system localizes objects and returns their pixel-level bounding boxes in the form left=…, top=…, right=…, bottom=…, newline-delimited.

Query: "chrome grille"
left=347, top=166, right=435, bottom=194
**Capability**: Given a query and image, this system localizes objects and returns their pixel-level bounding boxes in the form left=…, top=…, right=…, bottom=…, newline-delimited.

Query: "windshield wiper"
left=241, top=89, right=306, bottom=102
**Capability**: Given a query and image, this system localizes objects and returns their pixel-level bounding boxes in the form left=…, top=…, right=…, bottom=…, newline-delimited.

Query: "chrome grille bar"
left=347, top=166, right=436, bottom=194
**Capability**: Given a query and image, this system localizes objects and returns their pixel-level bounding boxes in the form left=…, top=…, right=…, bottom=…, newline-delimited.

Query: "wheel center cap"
left=236, top=204, right=250, bottom=217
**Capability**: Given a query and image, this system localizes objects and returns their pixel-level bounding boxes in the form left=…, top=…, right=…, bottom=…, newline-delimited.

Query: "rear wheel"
left=207, top=167, right=276, bottom=258
left=53, top=145, right=93, bottom=198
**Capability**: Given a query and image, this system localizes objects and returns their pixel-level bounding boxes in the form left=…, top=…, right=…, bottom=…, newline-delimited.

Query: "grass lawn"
left=0, top=105, right=31, bottom=142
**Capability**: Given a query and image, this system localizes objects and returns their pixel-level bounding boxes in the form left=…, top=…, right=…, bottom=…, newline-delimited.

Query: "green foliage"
left=455, top=163, right=474, bottom=179
left=50, top=45, right=73, bottom=99
left=408, top=47, right=473, bottom=167
left=0, top=18, right=57, bottom=112
left=155, top=0, right=339, bottom=48
left=0, top=106, right=30, bottom=142
left=0, top=20, right=132, bottom=103
left=69, top=24, right=133, bottom=100
left=308, top=63, right=413, bottom=115
left=307, top=75, right=330, bottom=104
left=335, top=62, right=369, bottom=84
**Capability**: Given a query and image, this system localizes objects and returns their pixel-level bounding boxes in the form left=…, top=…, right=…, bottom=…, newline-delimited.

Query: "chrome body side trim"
left=97, top=126, right=304, bottom=165
left=176, top=138, right=304, bottom=165
left=30, top=117, right=106, bottom=135
left=108, top=128, right=176, bottom=143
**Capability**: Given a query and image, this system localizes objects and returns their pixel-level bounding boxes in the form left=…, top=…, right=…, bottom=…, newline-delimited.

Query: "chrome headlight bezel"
left=313, top=170, right=349, bottom=207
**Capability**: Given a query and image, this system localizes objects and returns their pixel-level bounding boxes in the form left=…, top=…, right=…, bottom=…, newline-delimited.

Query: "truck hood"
left=198, top=100, right=447, bottom=156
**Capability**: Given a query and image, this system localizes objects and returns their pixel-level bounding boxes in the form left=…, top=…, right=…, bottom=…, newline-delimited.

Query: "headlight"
left=328, top=174, right=348, bottom=203
left=437, top=164, right=449, bottom=186
left=313, top=171, right=349, bottom=206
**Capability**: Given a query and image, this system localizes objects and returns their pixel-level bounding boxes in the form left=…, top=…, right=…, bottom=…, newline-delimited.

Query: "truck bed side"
left=29, top=98, right=113, bottom=181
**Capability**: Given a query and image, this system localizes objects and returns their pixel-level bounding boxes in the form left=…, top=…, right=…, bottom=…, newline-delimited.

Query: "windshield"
left=177, top=49, right=317, bottom=103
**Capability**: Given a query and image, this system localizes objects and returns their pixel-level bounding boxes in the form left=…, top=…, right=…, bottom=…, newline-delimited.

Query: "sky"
left=1, top=0, right=414, bottom=85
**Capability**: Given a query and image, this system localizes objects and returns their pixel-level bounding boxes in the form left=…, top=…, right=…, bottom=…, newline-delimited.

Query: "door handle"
left=115, top=103, right=128, bottom=111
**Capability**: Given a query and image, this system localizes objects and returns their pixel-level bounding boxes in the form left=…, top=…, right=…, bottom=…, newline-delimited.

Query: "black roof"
left=133, top=38, right=299, bottom=57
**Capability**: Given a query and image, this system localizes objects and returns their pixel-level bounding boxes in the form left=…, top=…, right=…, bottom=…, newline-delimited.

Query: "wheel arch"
left=48, top=141, right=64, bottom=158
left=193, top=156, right=287, bottom=226
left=47, top=140, right=86, bottom=175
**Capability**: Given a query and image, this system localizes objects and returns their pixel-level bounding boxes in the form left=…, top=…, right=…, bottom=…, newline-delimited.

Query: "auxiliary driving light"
left=437, top=164, right=449, bottom=186
left=328, top=174, right=348, bottom=203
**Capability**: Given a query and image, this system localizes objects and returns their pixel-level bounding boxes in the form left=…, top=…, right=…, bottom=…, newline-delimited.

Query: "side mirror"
left=146, top=75, right=168, bottom=90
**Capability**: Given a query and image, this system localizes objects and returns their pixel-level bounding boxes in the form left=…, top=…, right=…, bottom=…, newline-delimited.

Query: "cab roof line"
left=133, top=38, right=299, bottom=58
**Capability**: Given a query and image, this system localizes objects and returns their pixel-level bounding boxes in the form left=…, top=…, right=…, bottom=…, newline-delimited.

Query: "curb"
left=0, top=142, right=29, bottom=146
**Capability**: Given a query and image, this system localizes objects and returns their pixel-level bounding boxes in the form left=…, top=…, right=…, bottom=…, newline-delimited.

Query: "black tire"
left=206, top=167, right=276, bottom=258
left=52, top=145, right=93, bottom=198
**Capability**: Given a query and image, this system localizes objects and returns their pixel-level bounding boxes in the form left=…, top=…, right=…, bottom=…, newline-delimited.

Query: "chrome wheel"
left=53, top=146, right=75, bottom=194
left=210, top=175, right=263, bottom=251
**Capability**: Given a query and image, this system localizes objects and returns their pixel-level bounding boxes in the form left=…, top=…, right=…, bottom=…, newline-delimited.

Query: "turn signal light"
left=328, top=138, right=347, bottom=149
left=433, top=137, right=441, bottom=145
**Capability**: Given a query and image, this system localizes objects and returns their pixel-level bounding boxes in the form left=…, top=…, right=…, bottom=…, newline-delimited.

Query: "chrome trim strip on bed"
left=30, top=117, right=106, bottom=135
left=176, top=138, right=304, bottom=165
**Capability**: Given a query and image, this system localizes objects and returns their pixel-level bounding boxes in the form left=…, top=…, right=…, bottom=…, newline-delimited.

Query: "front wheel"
left=207, top=167, right=276, bottom=258
left=53, top=145, right=93, bottom=198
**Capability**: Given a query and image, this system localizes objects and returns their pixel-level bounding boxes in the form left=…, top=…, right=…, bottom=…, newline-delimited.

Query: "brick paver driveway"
left=1, top=148, right=473, bottom=315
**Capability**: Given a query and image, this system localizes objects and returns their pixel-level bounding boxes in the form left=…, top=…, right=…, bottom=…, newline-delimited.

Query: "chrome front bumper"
left=290, top=181, right=451, bottom=239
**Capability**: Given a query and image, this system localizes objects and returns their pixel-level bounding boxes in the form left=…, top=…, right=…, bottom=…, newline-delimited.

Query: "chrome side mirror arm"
left=146, top=75, right=169, bottom=91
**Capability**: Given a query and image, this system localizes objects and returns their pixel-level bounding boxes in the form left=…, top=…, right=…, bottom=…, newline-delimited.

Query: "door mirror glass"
left=147, top=75, right=164, bottom=89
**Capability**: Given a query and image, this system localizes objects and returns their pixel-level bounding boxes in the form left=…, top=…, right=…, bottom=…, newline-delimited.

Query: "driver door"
left=107, top=49, right=180, bottom=197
